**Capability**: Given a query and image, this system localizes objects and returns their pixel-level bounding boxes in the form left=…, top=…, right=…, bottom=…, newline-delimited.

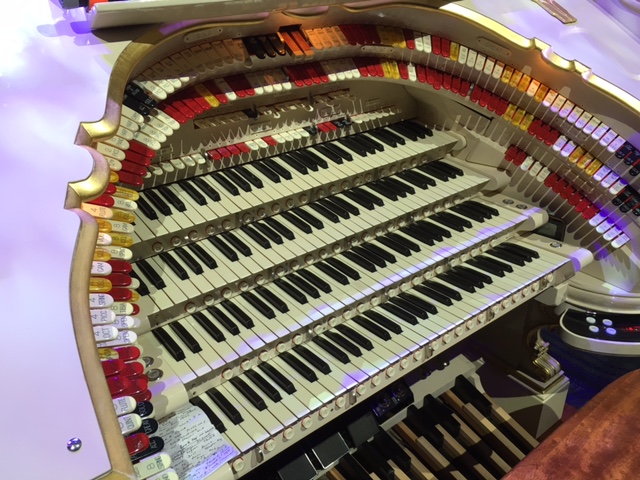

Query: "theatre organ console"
left=6, top=0, right=640, bottom=479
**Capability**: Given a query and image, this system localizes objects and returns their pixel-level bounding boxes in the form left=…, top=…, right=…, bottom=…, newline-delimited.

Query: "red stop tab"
left=108, top=260, right=132, bottom=274
left=125, top=433, right=150, bottom=456
left=114, top=346, right=141, bottom=362
left=101, top=359, right=124, bottom=377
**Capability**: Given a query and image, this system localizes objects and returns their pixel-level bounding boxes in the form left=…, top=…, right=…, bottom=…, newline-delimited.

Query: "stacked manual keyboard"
left=118, top=117, right=591, bottom=477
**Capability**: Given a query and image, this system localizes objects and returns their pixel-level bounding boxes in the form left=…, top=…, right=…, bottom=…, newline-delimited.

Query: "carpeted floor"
left=542, top=328, right=640, bottom=408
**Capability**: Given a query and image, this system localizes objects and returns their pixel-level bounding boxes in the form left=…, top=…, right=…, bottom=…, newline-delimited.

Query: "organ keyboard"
left=6, top=0, right=640, bottom=479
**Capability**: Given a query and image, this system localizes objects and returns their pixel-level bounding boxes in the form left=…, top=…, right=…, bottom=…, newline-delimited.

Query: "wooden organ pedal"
left=5, top=0, right=640, bottom=479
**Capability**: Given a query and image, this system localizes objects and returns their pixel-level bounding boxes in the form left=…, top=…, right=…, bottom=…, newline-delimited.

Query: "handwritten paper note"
left=157, top=404, right=238, bottom=480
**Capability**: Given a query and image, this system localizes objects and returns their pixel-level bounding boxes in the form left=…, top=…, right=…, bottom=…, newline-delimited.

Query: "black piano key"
left=255, top=286, right=289, bottom=313
left=400, top=292, right=438, bottom=315
left=308, top=202, right=339, bottom=223
left=264, top=158, right=293, bottom=180
left=242, top=225, right=271, bottom=249
left=136, top=259, right=166, bottom=289
left=446, top=268, right=484, bottom=289
left=386, top=123, right=418, bottom=141
left=488, top=247, right=526, bottom=266
left=157, top=186, right=186, bottom=212
left=354, top=187, right=384, bottom=207
left=297, top=269, right=332, bottom=293
left=253, top=161, right=281, bottom=183
left=237, top=169, right=265, bottom=190
left=366, top=130, right=397, bottom=148
left=136, top=196, right=158, bottom=220
left=377, top=127, right=406, bottom=145
left=274, top=278, right=308, bottom=304
left=192, top=177, right=221, bottom=201
left=379, top=303, right=418, bottom=325
left=171, top=322, right=201, bottom=353
left=376, top=236, right=411, bottom=257
left=206, top=388, right=244, bottom=424
left=299, top=149, right=328, bottom=169
left=457, top=201, right=492, bottom=220
left=208, top=236, right=239, bottom=262
left=312, top=336, right=350, bottom=364
left=314, top=263, right=349, bottom=285
left=230, top=377, right=267, bottom=411
left=397, top=169, right=436, bottom=188
left=342, top=190, right=375, bottom=210
left=389, top=297, right=428, bottom=319
left=418, top=220, right=451, bottom=239
left=245, top=369, right=282, bottom=402
left=243, top=291, right=275, bottom=319
left=282, top=211, right=313, bottom=234
left=145, top=190, right=172, bottom=216
left=348, top=135, right=376, bottom=154
left=338, top=453, right=374, bottom=480
left=400, top=225, right=435, bottom=246
left=338, top=137, right=368, bottom=156
left=468, top=257, right=506, bottom=277
left=193, top=311, right=225, bottom=342
left=159, top=252, right=189, bottom=280
left=264, top=217, right=295, bottom=240
left=343, top=251, right=377, bottom=273
left=188, top=243, right=217, bottom=269
left=387, top=233, right=420, bottom=252
left=383, top=176, right=415, bottom=195
left=224, top=169, right=252, bottom=192
left=294, top=345, right=332, bottom=374
left=220, top=300, right=255, bottom=329
left=289, top=151, right=318, bottom=172
left=180, top=181, right=207, bottom=206
left=414, top=284, right=455, bottom=305
left=319, top=198, right=349, bottom=219
left=466, top=199, right=499, bottom=216
left=405, top=120, right=434, bottom=137
left=207, top=306, right=240, bottom=335
left=397, top=121, right=427, bottom=140
left=352, top=316, right=391, bottom=341
left=356, top=134, right=384, bottom=152
left=417, top=163, right=450, bottom=181
left=433, top=160, right=464, bottom=177
left=450, top=203, right=486, bottom=222
left=326, top=257, right=360, bottom=280
left=259, top=363, right=297, bottom=394
left=353, top=245, right=387, bottom=268
left=210, top=172, right=239, bottom=195
left=325, top=142, right=353, bottom=161
left=287, top=274, right=320, bottom=299
left=313, top=145, right=343, bottom=164
left=503, top=242, right=539, bottom=259
left=327, top=195, right=359, bottom=215
left=279, top=153, right=309, bottom=174
left=174, top=248, right=203, bottom=275
left=430, top=212, right=468, bottom=232
left=280, top=351, right=318, bottom=382
left=325, top=331, right=362, bottom=356
left=152, top=327, right=185, bottom=361
left=437, top=211, right=473, bottom=229
left=129, top=271, right=149, bottom=296
left=367, top=182, right=398, bottom=201
left=362, top=311, right=403, bottom=334
left=478, top=255, right=513, bottom=273
left=222, top=232, right=252, bottom=257
left=335, top=324, right=374, bottom=350
left=456, top=265, right=493, bottom=285
left=292, top=208, right=324, bottom=229
left=253, top=222, right=282, bottom=244
left=438, top=273, right=476, bottom=293
left=494, top=244, right=531, bottom=262
left=190, top=396, right=226, bottom=433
